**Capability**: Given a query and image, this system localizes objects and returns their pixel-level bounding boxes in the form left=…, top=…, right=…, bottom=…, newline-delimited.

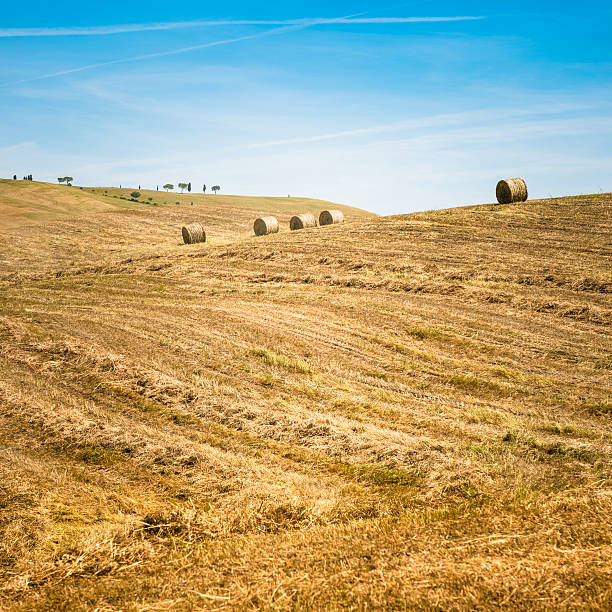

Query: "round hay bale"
left=254, top=216, right=279, bottom=236
left=182, top=222, right=206, bottom=244
left=496, top=178, right=528, bottom=204
left=319, top=210, right=344, bottom=226
left=290, top=213, right=317, bottom=231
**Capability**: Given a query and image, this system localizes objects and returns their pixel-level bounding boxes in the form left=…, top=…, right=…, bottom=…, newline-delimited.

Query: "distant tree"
left=187, top=182, right=191, bottom=193
left=131, top=191, right=141, bottom=199
left=202, top=184, right=206, bottom=194
left=163, top=183, right=174, bottom=191
left=211, top=185, right=220, bottom=194
left=178, top=182, right=188, bottom=193
left=13, top=175, right=17, bottom=180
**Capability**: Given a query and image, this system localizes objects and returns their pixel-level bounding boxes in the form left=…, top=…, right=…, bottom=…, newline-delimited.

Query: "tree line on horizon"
left=161, top=183, right=220, bottom=194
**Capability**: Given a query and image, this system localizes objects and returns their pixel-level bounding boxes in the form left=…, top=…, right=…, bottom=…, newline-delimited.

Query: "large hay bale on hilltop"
left=254, top=216, right=279, bottom=236
left=319, top=210, right=344, bottom=226
left=496, top=178, right=528, bottom=204
left=182, top=223, right=206, bottom=244
left=290, top=213, right=317, bottom=231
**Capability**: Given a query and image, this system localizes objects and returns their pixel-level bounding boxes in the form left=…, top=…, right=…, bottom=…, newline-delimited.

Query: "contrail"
left=0, top=14, right=485, bottom=87
left=1, top=24, right=310, bottom=86
left=0, top=16, right=484, bottom=38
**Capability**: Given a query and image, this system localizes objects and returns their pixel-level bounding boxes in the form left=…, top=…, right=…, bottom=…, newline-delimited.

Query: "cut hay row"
left=181, top=223, right=206, bottom=244
left=496, top=178, right=528, bottom=204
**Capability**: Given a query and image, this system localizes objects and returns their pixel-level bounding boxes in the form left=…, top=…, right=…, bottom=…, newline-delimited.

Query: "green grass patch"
left=251, top=348, right=313, bottom=374
left=583, top=399, right=611, bottom=416
left=465, top=407, right=507, bottom=425
left=448, top=374, right=512, bottom=396
left=331, top=460, right=418, bottom=488
left=257, top=374, right=278, bottom=387
left=492, top=366, right=524, bottom=381
left=405, top=326, right=445, bottom=341
left=502, top=430, right=599, bottom=464
left=75, top=444, right=124, bottom=467
left=540, top=422, right=599, bottom=439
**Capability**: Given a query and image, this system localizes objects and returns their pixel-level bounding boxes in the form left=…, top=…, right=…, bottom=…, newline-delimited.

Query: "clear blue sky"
left=1, top=1, right=611, bottom=213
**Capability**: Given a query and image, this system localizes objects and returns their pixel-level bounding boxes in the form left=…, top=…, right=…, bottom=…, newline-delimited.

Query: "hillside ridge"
left=0, top=179, right=375, bottom=231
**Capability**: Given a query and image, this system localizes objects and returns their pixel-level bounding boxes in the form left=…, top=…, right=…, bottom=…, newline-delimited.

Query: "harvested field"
left=0, top=180, right=610, bottom=610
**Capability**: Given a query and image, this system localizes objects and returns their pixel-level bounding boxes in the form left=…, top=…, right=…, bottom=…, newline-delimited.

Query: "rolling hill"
left=0, top=180, right=610, bottom=610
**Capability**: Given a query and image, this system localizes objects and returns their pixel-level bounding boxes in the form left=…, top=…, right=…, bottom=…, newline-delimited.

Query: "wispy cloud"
left=0, top=16, right=484, bottom=38
left=1, top=15, right=485, bottom=88
left=242, top=103, right=596, bottom=149
left=1, top=24, right=307, bottom=87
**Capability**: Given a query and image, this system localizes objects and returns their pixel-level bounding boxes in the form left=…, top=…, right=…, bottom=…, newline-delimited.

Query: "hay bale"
left=182, top=222, right=206, bottom=244
left=254, top=216, right=279, bottom=236
left=319, top=210, right=344, bottom=226
left=290, top=213, right=317, bottom=231
left=496, top=178, right=528, bottom=204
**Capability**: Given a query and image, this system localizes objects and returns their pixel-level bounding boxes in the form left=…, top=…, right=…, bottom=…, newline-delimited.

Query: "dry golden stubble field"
left=0, top=181, right=610, bottom=610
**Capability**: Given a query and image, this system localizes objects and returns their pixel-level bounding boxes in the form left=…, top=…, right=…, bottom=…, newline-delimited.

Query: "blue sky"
left=1, top=1, right=611, bottom=213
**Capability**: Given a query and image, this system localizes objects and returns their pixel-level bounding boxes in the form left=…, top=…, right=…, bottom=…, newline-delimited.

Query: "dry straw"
left=254, top=216, right=279, bottom=236
left=182, top=223, right=206, bottom=244
left=319, top=210, right=345, bottom=226
left=496, top=178, right=528, bottom=204
left=290, top=213, right=318, bottom=231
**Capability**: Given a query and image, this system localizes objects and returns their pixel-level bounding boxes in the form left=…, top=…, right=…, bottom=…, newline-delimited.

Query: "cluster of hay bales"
left=180, top=178, right=532, bottom=247
left=181, top=177, right=536, bottom=246
left=181, top=209, right=345, bottom=245
left=496, top=178, right=528, bottom=204
left=181, top=222, right=206, bottom=244
left=253, top=209, right=345, bottom=237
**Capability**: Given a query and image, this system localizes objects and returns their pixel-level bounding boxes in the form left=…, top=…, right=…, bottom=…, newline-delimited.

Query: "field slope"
left=0, top=182, right=610, bottom=610
left=0, top=180, right=372, bottom=231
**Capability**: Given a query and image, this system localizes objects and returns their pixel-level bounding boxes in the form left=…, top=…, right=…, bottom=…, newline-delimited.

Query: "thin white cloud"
left=0, top=16, right=484, bottom=38
left=242, top=103, right=596, bottom=149
left=0, top=15, right=485, bottom=88
left=1, top=24, right=306, bottom=86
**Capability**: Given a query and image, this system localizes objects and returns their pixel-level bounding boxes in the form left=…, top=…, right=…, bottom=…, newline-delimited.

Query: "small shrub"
left=131, top=191, right=141, bottom=199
